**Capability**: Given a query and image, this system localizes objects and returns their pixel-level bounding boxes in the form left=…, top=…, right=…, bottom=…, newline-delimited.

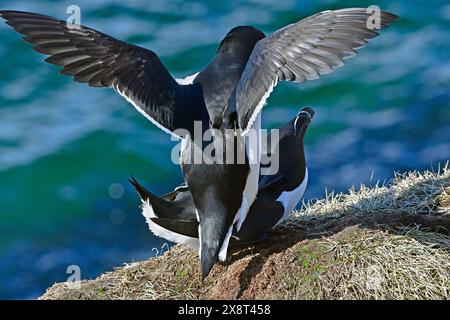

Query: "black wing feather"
left=0, top=10, right=205, bottom=137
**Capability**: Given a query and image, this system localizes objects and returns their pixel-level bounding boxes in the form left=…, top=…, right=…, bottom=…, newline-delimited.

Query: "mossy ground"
left=40, top=164, right=450, bottom=300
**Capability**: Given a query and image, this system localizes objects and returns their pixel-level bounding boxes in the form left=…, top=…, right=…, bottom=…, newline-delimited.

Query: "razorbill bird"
left=0, top=9, right=397, bottom=279
left=131, top=107, right=314, bottom=247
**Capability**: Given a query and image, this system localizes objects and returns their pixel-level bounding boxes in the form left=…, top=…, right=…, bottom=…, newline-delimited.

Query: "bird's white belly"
left=175, top=72, right=200, bottom=85
left=273, top=167, right=308, bottom=228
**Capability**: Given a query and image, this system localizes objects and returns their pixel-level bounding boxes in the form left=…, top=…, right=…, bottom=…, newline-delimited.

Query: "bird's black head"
left=293, top=107, right=314, bottom=139
left=218, top=26, right=265, bottom=56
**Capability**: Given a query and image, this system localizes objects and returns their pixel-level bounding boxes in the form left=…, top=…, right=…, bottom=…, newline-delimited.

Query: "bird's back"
left=194, top=26, right=265, bottom=127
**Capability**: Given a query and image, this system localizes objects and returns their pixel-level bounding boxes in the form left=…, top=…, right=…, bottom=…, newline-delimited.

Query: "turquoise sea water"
left=0, top=0, right=449, bottom=299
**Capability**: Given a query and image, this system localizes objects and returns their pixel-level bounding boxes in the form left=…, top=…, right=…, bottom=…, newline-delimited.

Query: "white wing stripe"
left=240, top=78, right=277, bottom=136
left=235, top=113, right=261, bottom=231
left=141, top=199, right=199, bottom=250
left=218, top=225, right=234, bottom=262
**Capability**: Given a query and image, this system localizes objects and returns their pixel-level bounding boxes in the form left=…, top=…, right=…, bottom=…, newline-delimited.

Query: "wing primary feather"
left=235, top=8, right=397, bottom=133
left=0, top=10, right=209, bottom=136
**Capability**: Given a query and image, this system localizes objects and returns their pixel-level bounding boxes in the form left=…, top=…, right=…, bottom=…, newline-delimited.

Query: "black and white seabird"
left=131, top=107, right=314, bottom=246
left=1, top=9, right=397, bottom=278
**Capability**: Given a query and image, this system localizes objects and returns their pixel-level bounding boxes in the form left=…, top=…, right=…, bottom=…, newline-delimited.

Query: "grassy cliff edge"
left=41, top=165, right=450, bottom=300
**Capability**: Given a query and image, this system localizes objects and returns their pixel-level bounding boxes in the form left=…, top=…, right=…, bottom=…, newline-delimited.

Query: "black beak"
left=200, top=244, right=218, bottom=281
left=198, top=211, right=233, bottom=280
left=298, top=106, right=314, bottom=121
left=294, top=106, right=314, bottom=135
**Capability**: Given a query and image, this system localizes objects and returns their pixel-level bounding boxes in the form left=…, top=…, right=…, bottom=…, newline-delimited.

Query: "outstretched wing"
left=0, top=10, right=205, bottom=138
left=235, top=8, right=398, bottom=134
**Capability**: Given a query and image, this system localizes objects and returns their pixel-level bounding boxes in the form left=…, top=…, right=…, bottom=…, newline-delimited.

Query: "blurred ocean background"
left=0, top=0, right=449, bottom=299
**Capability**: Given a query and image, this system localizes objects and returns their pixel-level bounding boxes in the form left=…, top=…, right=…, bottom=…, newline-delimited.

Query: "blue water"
left=0, top=0, right=449, bottom=299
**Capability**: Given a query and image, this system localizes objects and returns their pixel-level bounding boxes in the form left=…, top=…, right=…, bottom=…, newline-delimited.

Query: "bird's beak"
left=294, top=106, right=315, bottom=136
left=198, top=212, right=233, bottom=280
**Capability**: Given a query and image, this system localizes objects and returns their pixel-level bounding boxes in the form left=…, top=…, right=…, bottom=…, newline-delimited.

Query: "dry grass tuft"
left=317, top=227, right=449, bottom=299
left=293, top=162, right=450, bottom=221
